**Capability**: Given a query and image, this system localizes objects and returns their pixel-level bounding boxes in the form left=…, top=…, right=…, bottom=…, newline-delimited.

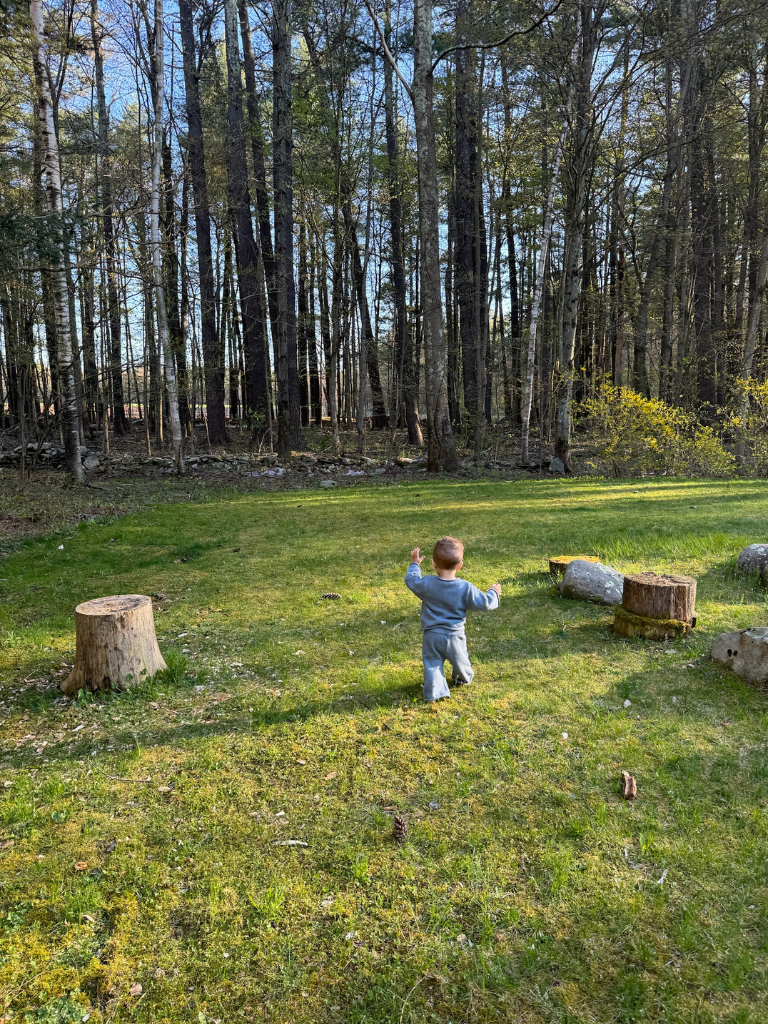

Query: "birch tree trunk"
left=149, top=0, right=183, bottom=471
left=29, top=0, right=83, bottom=482
left=413, top=0, right=455, bottom=471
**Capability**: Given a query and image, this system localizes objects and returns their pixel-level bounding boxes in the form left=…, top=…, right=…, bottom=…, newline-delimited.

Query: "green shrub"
left=578, top=383, right=734, bottom=478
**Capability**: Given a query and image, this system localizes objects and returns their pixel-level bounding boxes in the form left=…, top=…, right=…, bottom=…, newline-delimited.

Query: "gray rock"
left=549, top=457, right=565, bottom=474
left=736, top=544, right=768, bottom=573
left=319, top=479, right=337, bottom=488
left=83, top=454, right=100, bottom=471
left=559, top=559, right=624, bottom=606
left=712, top=627, right=768, bottom=684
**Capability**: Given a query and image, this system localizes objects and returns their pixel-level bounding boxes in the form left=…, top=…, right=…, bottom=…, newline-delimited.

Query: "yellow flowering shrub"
left=577, top=383, right=734, bottom=478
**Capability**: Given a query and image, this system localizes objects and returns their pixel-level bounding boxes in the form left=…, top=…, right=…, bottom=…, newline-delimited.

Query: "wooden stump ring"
left=62, top=595, right=167, bottom=694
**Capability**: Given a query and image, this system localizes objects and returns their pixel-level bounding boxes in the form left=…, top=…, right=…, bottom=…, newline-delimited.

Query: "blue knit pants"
left=422, top=629, right=474, bottom=701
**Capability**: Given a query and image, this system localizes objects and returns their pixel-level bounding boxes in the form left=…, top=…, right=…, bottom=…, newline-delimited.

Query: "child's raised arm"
left=467, top=582, right=501, bottom=611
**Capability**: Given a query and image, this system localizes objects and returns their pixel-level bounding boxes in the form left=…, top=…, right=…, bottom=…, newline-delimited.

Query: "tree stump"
left=549, top=554, right=600, bottom=575
left=613, top=572, right=697, bottom=640
left=62, top=595, right=167, bottom=694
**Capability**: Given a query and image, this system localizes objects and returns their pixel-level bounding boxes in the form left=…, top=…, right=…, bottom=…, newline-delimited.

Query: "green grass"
left=1, top=477, right=767, bottom=1023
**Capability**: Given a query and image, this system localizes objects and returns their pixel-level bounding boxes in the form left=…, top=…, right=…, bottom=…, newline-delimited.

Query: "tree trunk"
left=383, top=0, right=422, bottom=444
left=237, top=0, right=281, bottom=358
left=735, top=222, right=768, bottom=460
left=162, top=137, right=190, bottom=432
left=272, top=0, right=302, bottom=454
left=520, top=111, right=570, bottom=466
left=91, top=0, right=127, bottom=434
left=179, top=0, right=227, bottom=443
left=149, top=0, right=183, bottom=470
left=555, top=5, right=595, bottom=472
left=223, top=0, right=269, bottom=434
left=62, top=595, right=167, bottom=694
left=29, top=0, right=83, bottom=481
left=308, top=241, right=322, bottom=424
left=413, top=0, right=454, bottom=470
left=297, top=214, right=310, bottom=427
left=454, top=0, right=478, bottom=422
left=343, top=205, right=387, bottom=429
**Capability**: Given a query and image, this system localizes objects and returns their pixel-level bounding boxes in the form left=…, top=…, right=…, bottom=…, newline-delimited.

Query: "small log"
left=62, top=595, right=167, bottom=694
left=621, top=770, right=637, bottom=800
left=549, top=554, right=600, bottom=575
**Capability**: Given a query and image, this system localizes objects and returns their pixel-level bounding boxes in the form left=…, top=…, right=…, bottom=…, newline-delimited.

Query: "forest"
left=1, top=0, right=767, bottom=477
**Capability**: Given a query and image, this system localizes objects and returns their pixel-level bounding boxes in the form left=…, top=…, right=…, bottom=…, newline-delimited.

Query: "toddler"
left=405, top=536, right=501, bottom=701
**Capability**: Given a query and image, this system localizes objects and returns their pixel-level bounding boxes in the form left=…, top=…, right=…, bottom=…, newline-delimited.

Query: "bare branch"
left=431, top=0, right=568, bottom=72
left=363, top=0, right=413, bottom=102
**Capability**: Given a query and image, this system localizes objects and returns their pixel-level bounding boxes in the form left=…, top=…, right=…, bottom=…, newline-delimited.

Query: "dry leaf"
left=297, top=759, right=307, bottom=765
left=324, top=771, right=337, bottom=780
left=129, top=982, right=143, bottom=997
left=74, top=861, right=88, bottom=871
left=157, top=786, right=172, bottom=794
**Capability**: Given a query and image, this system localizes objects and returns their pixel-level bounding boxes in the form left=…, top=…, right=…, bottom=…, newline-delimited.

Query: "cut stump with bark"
left=549, top=554, right=600, bottom=575
left=62, top=595, right=167, bottom=694
left=613, top=572, right=697, bottom=640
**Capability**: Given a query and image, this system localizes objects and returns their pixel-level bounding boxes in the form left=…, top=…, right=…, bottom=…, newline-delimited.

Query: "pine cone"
left=393, top=814, right=407, bottom=844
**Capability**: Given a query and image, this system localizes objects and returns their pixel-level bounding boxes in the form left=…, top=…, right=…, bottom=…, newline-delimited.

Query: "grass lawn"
left=1, top=477, right=767, bottom=1024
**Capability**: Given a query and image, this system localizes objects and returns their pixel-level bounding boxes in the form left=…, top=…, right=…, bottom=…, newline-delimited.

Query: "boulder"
left=549, top=457, right=565, bottom=474
left=712, top=627, right=768, bottom=685
left=559, top=559, right=624, bottom=606
left=736, top=544, right=768, bottom=573
left=83, top=454, right=100, bottom=471
left=320, top=479, right=337, bottom=488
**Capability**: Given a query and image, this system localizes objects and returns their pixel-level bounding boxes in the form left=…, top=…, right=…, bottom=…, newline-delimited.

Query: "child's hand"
left=411, top=547, right=425, bottom=564
left=490, top=583, right=502, bottom=596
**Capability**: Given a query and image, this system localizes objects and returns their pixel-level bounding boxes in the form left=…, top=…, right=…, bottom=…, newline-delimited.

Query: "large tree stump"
left=62, top=595, right=167, bottom=694
left=549, top=554, right=600, bottom=575
left=613, top=572, right=697, bottom=640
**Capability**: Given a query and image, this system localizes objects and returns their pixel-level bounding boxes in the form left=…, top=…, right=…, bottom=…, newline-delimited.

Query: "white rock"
left=736, top=544, right=768, bottom=573
left=559, top=559, right=624, bottom=606
left=320, top=479, right=337, bottom=488
left=712, top=627, right=768, bottom=684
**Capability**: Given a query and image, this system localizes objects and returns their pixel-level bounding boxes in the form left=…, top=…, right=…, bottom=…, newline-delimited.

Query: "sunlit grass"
left=0, top=477, right=767, bottom=1022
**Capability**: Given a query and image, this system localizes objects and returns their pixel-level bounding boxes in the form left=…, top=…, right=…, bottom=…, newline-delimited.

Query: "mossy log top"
left=549, top=555, right=600, bottom=575
left=613, top=604, right=693, bottom=640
